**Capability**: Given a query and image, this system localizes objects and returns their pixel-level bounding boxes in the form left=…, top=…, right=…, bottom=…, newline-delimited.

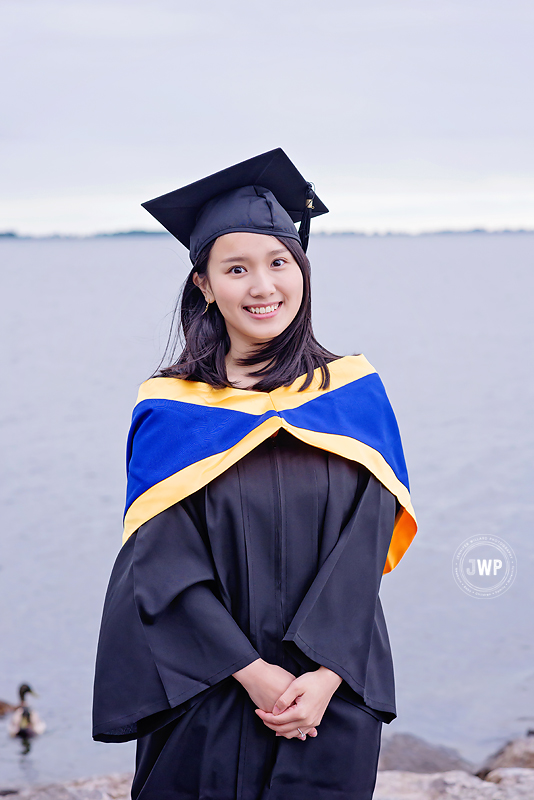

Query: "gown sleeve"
left=281, top=467, right=398, bottom=720
left=92, top=498, right=260, bottom=742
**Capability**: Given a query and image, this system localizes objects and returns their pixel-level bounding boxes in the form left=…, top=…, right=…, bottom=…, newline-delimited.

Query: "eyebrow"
left=220, top=248, right=289, bottom=264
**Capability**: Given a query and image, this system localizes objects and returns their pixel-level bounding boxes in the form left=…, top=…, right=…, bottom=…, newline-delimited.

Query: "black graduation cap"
left=141, top=148, right=328, bottom=263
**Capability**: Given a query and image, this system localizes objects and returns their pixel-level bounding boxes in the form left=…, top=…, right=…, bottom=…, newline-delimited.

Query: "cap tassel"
left=298, top=182, right=315, bottom=252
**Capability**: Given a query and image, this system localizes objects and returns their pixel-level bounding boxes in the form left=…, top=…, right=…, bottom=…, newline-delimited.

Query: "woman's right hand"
left=233, top=658, right=294, bottom=711
left=232, top=658, right=318, bottom=738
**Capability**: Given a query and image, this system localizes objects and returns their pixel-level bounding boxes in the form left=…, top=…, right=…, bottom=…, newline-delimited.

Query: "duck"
left=5, top=685, right=46, bottom=755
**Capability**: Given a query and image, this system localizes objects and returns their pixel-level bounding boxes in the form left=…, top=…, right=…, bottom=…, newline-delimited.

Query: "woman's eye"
left=229, top=266, right=246, bottom=274
left=272, top=258, right=285, bottom=267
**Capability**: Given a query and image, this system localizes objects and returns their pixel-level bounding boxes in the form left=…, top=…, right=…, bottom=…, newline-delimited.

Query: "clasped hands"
left=233, top=657, right=342, bottom=740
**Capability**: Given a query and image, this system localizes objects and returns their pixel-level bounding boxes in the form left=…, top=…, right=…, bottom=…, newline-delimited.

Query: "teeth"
left=247, top=303, right=280, bottom=315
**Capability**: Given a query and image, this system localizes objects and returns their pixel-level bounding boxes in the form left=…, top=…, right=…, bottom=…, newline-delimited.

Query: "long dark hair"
left=155, top=235, right=339, bottom=392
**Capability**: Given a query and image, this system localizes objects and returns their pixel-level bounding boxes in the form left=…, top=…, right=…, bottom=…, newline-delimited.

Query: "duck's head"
left=18, top=684, right=36, bottom=702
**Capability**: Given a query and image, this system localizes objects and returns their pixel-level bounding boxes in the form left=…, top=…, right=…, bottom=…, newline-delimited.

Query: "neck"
left=225, top=343, right=269, bottom=390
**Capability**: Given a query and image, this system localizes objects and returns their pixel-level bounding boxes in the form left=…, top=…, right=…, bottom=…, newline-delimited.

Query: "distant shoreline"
left=1, top=228, right=534, bottom=241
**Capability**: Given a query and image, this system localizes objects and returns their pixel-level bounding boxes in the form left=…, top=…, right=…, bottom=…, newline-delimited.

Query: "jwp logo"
left=452, top=536, right=516, bottom=598
left=465, top=559, right=503, bottom=576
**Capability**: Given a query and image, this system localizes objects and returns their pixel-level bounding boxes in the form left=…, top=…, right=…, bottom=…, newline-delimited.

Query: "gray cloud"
left=1, top=0, right=533, bottom=233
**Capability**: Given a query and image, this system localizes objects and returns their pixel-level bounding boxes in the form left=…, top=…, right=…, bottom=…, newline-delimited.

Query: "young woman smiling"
left=192, top=232, right=310, bottom=388
left=92, top=149, right=417, bottom=800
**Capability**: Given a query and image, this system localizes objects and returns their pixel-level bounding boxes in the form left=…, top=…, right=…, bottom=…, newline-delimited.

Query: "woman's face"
left=193, top=232, right=304, bottom=353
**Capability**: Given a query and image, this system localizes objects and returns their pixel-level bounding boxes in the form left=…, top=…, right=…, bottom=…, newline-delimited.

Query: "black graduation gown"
left=92, top=429, right=398, bottom=800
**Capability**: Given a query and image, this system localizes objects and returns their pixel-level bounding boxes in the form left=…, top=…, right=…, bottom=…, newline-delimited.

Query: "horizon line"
left=2, top=227, right=534, bottom=241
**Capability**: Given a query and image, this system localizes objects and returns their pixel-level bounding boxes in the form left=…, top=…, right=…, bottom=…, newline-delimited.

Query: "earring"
left=202, top=299, right=210, bottom=315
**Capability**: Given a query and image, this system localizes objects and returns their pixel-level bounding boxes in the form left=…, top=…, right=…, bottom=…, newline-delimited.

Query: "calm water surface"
left=0, top=233, right=533, bottom=787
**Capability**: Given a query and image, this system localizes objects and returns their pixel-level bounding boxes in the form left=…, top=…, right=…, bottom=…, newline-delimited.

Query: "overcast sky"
left=1, top=0, right=533, bottom=235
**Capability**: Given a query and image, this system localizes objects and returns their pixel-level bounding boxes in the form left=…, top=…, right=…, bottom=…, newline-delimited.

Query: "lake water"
left=0, top=233, right=533, bottom=788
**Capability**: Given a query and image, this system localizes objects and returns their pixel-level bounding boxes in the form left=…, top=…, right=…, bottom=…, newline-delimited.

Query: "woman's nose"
left=249, top=269, right=276, bottom=297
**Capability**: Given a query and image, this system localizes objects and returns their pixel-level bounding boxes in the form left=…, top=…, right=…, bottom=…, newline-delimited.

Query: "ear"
left=192, top=271, right=215, bottom=303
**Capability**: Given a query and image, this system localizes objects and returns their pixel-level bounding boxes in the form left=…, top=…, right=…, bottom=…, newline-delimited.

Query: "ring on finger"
left=297, top=728, right=306, bottom=739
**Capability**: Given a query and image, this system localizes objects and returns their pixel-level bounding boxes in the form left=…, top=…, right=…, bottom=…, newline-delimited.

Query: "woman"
left=92, top=149, right=417, bottom=800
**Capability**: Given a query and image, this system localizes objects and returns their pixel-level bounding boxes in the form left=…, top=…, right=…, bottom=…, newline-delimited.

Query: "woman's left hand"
left=254, top=665, right=342, bottom=740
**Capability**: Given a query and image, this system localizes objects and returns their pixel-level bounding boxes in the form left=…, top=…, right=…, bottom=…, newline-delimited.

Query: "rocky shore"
left=0, top=774, right=132, bottom=799
left=1, top=734, right=533, bottom=799
left=375, top=768, right=534, bottom=799
left=374, top=732, right=534, bottom=799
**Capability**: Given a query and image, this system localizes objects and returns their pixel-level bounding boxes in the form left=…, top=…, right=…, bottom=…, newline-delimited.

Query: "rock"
left=486, top=768, right=534, bottom=794
left=378, top=732, right=475, bottom=774
left=14, top=774, right=133, bottom=800
left=477, top=737, right=534, bottom=778
left=374, top=769, right=436, bottom=799
left=374, top=770, right=490, bottom=799
left=374, top=767, right=534, bottom=799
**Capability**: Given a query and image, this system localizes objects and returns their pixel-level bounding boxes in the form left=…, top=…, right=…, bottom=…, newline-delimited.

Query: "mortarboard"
left=141, top=148, right=328, bottom=263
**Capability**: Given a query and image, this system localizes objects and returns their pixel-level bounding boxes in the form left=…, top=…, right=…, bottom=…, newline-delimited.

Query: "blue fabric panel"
left=280, top=374, right=409, bottom=490
left=124, top=372, right=409, bottom=520
left=125, top=399, right=276, bottom=516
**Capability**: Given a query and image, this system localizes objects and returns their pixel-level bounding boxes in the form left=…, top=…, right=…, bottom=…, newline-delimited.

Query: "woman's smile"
left=243, top=301, right=282, bottom=318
